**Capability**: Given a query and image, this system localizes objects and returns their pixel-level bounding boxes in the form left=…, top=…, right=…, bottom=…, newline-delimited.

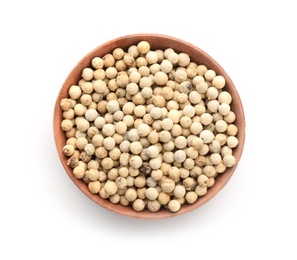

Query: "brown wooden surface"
left=53, top=34, right=246, bottom=220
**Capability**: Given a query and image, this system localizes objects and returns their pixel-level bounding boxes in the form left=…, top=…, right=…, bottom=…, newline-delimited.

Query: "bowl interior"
left=53, top=34, right=245, bottom=219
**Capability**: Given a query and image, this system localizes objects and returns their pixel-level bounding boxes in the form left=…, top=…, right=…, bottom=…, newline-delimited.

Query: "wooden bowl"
left=53, top=34, right=245, bottom=219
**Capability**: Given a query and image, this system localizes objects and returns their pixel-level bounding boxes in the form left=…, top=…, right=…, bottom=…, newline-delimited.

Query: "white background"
left=1, top=1, right=296, bottom=259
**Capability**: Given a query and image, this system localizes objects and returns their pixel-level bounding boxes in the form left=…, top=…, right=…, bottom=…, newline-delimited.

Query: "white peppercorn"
left=204, top=69, right=216, bottom=81
left=227, top=136, right=239, bottom=148
left=186, top=66, right=197, bottom=79
left=102, top=124, right=115, bottom=137
left=152, top=95, right=166, bottom=108
left=122, top=115, right=134, bottom=128
left=173, top=185, right=186, bottom=199
left=150, top=107, right=163, bottom=120
left=207, top=100, right=220, bottom=113
left=223, top=154, right=236, bottom=167
left=127, top=128, right=140, bottom=142
left=224, top=111, right=236, bottom=124
left=86, top=169, right=100, bottom=181
left=148, top=200, right=161, bottom=212
left=60, top=98, right=73, bottom=111
left=207, top=177, right=216, bottom=188
left=195, top=81, right=208, bottom=94
left=68, top=85, right=82, bottom=99
left=219, top=103, right=231, bottom=116
left=185, top=191, right=198, bottom=204
left=122, top=102, right=135, bottom=115
left=188, top=91, right=201, bottom=105
left=190, top=122, right=203, bottom=135
left=174, top=136, right=187, bottom=149
left=167, top=51, right=179, bottom=65
left=63, top=144, right=75, bottom=157
left=218, top=91, right=232, bottom=104
left=104, top=180, right=118, bottom=195
left=158, top=192, right=170, bottom=205
left=174, top=69, right=187, bottom=83
left=183, top=177, right=197, bottom=191
left=125, top=188, right=137, bottom=202
left=136, top=187, right=147, bottom=200
left=178, top=53, right=190, bottom=67
left=132, top=199, right=145, bottom=212
left=84, top=143, right=95, bottom=156
left=149, top=157, right=162, bottom=170
left=88, top=181, right=101, bottom=194
left=103, top=137, right=116, bottom=150
left=215, top=133, right=228, bottom=145
left=109, top=147, right=121, bottom=160
left=130, top=141, right=143, bottom=155
left=206, top=87, right=219, bottom=101
left=212, top=75, right=225, bottom=89
left=212, top=112, right=223, bottom=122
left=183, top=158, right=195, bottom=170
left=72, top=165, right=85, bottom=179
left=146, top=50, right=158, bottom=64
left=226, top=124, right=238, bottom=136
left=174, top=150, right=186, bottom=163
left=93, top=79, right=107, bottom=94
left=178, top=81, right=192, bottom=94
left=198, top=174, right=209, bottom=187
left=154, top=71, right=168, bottom=86
left=92, top=57, right=104, bottom=69
left=221, top=145, right=233, bottom=157
left=146, top=177, right=157, bottom=188
left=203, top=165, right=217, bottom=177
left=101, top=157, right=114, bottom=170
left=140, top=87, right=152, bottom=99
left=161, top=178, right=175, bottom=193
left=151, top=169, right=163, bottom=181
left=87, top=126, right=99, bottom=139
left=134, top=105, right=146, bottom=118
left=146, top=187, right=159, bottom=200
left=129, top=155, right=143, bottom=169
left=215, top=162, right=227, bottom=174
left=109, top=193, right=120, bottom=204
left=136, top=65, right=149, bottom=76
left=146, top=145, right=159, bottom=159
left=178, top=116, right=190, bottom=129
left=120, top=195, right=129, bottom=206
left=137, top=41, right=150, bottom=54
left=87, top=160, right=99, bottom=170
left=168, top=199, right=181, bottom=212
left=159, top=130, right=172, bottom=143
left=183, top=104, right=196, bottom=117
left=160, top=59, right=173, bottom=73
left=75, top=137, right=88, bottom=150
left=118, top=167, right=129, bottom=177
left=198, top=144, right=209, bottom=156
left=215, top=119, right=228, bottom=133
left=115, top=121, right=127, bottom=135
left=106, top=100, right=120, bottom=114
left=200, top=113, right=213, bottom=125
left=200, top=130, right=215, bottom=144
left=134, top=175, right=146, bottom=188
left=92, top=134, right=104, bottom=147
left=61, top=119, right=74, bottom=132
left=167, top=109, right=181, bottom=124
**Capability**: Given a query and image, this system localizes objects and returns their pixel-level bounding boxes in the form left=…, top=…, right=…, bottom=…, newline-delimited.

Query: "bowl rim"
left=53, top=33, right=246, bottom=220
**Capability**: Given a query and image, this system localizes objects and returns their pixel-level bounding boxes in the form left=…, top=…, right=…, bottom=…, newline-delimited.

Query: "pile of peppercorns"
left=60, top=40, right=238, bottom=213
